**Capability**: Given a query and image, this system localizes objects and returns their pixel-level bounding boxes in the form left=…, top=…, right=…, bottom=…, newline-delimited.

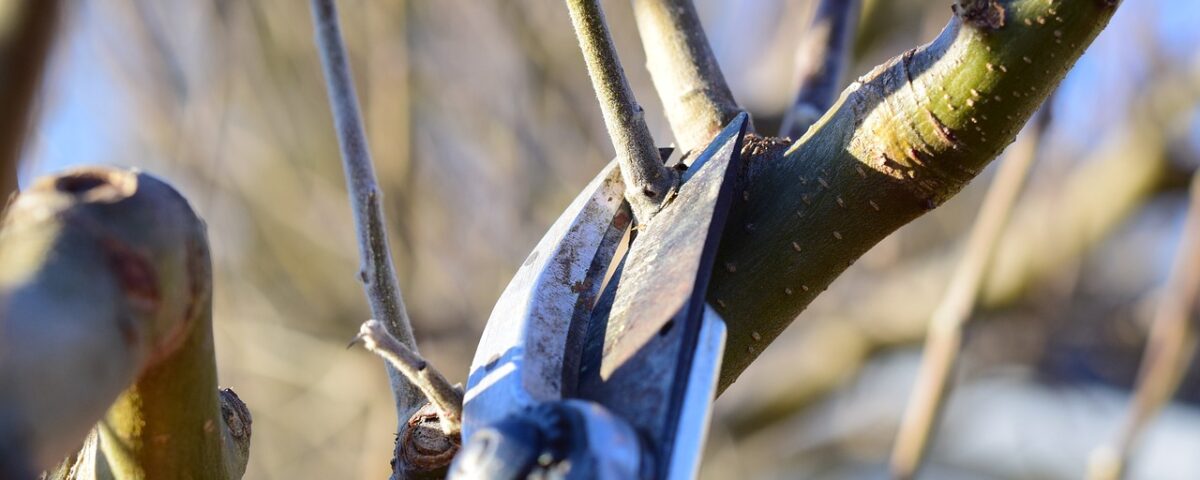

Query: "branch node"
left=354, top=320, right=463, bottom=435
left=395, top=403, right=461, bottom=479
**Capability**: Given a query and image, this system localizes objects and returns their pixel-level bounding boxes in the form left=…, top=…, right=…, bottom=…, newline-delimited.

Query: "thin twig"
left=889, top=104, right=1052, bottom=480
left=353, top=320, right=464, bottom=435
left=1087, top=172, right=1200, bottom=480
left=632, top=0, right=743, bottom=156
left=309, top=0, right=423, bottom=411
left=779, top=0, right=861, bottom=140
left=566, top=0, right=676, bottom=221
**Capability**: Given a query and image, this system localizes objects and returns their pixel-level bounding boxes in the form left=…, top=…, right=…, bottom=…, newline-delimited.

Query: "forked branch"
left=310, top=0, right=424, bottom=412
left=310, top=1, right=462, bottom=476
left=353, top=320, right=464, bottom=435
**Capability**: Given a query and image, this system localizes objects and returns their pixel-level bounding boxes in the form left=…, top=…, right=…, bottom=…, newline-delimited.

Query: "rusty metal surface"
left=576, top=113, right=748, bottom=473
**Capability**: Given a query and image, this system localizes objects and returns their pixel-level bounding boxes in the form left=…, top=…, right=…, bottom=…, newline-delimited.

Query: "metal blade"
left=668, top=305, right=725, bottom=480
left=576, top=113, right=748, bottom=475
left=462, top=160, right=630, bottom=437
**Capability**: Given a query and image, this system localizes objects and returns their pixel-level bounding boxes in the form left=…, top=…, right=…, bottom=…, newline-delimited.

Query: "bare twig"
left=632, top=0, right=742, bottom=156
left=309, top=0, right=423, bottom=411
left=1087, top=172, right=1200, bottom=480
left=353, top=320, right=464, bottom=435
left=889, top=104, right=1052, bottom=480
left=566, top=0, right=676, bottom=221
left=779, top=0, right=861, bottom=140
left=311, top=3, right=462, bottom=476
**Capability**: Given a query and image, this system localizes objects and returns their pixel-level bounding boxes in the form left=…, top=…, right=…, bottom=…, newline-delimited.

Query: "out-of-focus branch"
left=353, top=320, right=463, bottom=435
left=309, top=0, right=423, bottom=411
left=632, top=0, right=742, bottom=156
left=0, top=167, right=247, bottom=478
left=566, top=0, right=676, bottom=221
left=1088, top=172, right=1200, bottom=480
left=779, top=0, right=861, bottom=140
left=889, top=104, right=1050, bottom=480
left=0, top=1, right=61, bottom=203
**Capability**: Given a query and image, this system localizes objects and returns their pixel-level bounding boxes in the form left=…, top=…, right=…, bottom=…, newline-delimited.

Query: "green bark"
left=709, top=0, right=1120, bottom=390
left=96, top=299, right=228, bottom=479
left=0, top=167, right=247, bottom=478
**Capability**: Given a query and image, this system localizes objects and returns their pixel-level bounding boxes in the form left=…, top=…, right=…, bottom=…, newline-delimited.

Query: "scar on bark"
left=953, top=0, right=1006, bottom=30
left=926, top=108, right=963, bottom=149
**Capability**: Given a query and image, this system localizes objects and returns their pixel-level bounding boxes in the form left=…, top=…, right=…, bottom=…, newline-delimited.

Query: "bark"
left=309, top=0, right=425, bottom=415
left=567, top=0, right=677, bottom=221
left=708, top=0, right=1121, bottom=390
left=0, top=167, right=247, bottom=478
left=309, top=1, right=457, bottom=477
left=632, top=0, right=743, bottom=156
left=723, top=112, right=1174, bottom=434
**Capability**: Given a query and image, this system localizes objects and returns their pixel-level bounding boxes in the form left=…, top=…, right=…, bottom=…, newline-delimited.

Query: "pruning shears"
left=450, top=113, right=748, bottom=479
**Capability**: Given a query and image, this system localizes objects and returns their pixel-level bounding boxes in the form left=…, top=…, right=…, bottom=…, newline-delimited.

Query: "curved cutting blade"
left=577, top=113, right=748, bottom=477
left=462, top=159, right=630, bottom=438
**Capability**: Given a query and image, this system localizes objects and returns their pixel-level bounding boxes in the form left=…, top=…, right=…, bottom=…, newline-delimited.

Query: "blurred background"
left=9, top=0, right=1200, bottom=478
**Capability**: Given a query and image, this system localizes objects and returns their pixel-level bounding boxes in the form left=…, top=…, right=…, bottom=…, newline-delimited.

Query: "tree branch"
left=353, top=320, right=463, bottom=435
left=309, top=0, right=424, bottom=413
left=632, top=0, right=743, bottom=156
left=566, top=0, right=676, bottom=221
left=890, top=103, right=1049, bottom=480
left=779, top=0, right=862, bottom=140
left=0, top=0, right=61, bottom=204
left=0, top=167, right=247, bottom=478
left=708, top=0, right=1121, bottom=391
left=724, top=102, right=1177, bottom=437
left=310, top=2, right=460, bottom=477
left=1088, top=172, right=1200, bottom=480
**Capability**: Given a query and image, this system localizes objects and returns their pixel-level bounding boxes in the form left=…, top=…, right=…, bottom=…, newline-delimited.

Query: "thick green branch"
left=0, top=168, right=247, bottom=478
left=724, top=109, right=1176, bottom=434
left=632, top=0, right=742, bottom=155
left=709, top=0, right=1120, bottom=390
